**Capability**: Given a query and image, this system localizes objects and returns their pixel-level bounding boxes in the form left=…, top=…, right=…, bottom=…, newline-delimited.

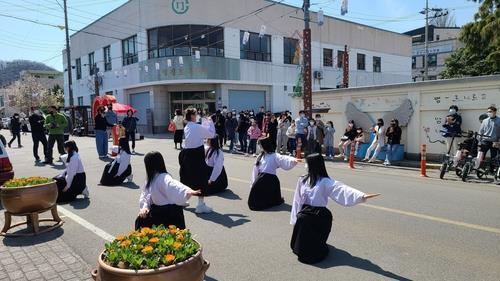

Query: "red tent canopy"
left=91, top=95, right=137, bottom=117
left=112, top=103, right=138, bottom=114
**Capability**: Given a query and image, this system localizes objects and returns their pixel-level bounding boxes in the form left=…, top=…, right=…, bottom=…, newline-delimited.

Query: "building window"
left=240, top=31, right=271, bottom=62
left=103, top=46, right=112, bottom=71
left=0, top=96, right=4, bottom=107
left=76, top=58, right=81, bottom=80
left=323, top=48, right=333, bottom=67
left=88, top=52, right=95, bottom=75
left=48, top=76, right=54, bottom=79
left=122, top=35, right=138, bottom=66
left=357, top=53, right=365, bottom=70
left=428, top=54, right=437, bottom=67
left=436, top=35, right=440, bottom=41
left=77, top=96, right=83, bottom=106
left=373, top=56, right=381, bottom=72
left=147, top=25, right=224, bottom=59
left=337, top=50, right=344, bottom=68
left=412, top=56, right=417, bottom=69
left=283, top=37, right=299, bottom=65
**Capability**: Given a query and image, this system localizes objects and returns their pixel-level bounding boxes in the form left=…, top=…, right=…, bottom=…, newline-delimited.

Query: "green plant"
left=3, top=177, right=53, bottom=188
left=104, top=225, right=200, bottom=270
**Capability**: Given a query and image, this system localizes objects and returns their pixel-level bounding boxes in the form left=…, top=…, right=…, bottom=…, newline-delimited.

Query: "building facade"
left=404, top=25, right=462, bottom=81
left=63, top=0, right=411, bottom=133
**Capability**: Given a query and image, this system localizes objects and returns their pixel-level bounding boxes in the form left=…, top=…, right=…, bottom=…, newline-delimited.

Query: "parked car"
left=0, top=141, right=14, bottom=185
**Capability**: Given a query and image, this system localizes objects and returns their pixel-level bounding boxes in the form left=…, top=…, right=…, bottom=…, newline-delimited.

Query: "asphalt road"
left=5, top=134, right=500, bottom=281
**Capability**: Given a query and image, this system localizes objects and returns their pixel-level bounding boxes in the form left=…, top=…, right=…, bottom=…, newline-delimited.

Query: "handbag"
left=168, top=121, right=176, bottom=132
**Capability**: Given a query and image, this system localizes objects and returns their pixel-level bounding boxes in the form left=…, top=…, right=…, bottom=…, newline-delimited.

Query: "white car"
left=0, top=140, right=14, bottom=185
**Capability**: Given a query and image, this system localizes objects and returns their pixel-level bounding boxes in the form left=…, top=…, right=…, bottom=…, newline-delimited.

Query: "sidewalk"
left=0, top=214, right=93, bottom=281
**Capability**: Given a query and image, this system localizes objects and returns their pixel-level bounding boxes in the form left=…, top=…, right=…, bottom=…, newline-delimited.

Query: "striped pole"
left=420, top=144, right=427, bottom=177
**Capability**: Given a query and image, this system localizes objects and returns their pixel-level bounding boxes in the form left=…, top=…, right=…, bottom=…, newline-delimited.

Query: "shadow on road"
left=66, top=198, right=91, bottom=210
left=2, top=227, right=64, bottom=246
left=121, top=181, right=141, bottom=189
left=186, top=208, right=250, bottom=228
left=314, top=246, right=412, bottom=281
left=259, top=203, right=292, bottom=213
left=216, top=189, right=241, bottom=200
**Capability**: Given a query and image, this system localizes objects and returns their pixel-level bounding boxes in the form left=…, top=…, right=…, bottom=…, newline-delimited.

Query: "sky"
left=0, top=0, right=481, bottom=71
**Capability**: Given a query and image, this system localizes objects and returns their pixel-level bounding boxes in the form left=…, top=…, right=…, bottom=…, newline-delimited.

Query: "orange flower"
left=173, top=242, right=182, bottom=250
left=169, top=228, right=177, bottom=234
left=142, top=245, right=154, bottom=254
left=168, top=225, right=177, bottom=230
left=115, top=235, right=126, bottom=241
left=175, top=234, right=184, bottom=242
left=120, top=240, right=131, bottom=247
left=164, top=254, right=175, bottom=264
left=149, top=237, right=160, bottom=244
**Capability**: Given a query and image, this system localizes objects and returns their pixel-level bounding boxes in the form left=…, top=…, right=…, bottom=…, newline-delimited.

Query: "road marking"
left=58, top=206, right=114, bottom=242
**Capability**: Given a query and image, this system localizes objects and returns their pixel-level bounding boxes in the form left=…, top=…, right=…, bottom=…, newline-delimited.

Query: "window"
left=436, top=35, right=440, bottom=41
left=48, top=76, right=54, bottom=79
left=76, top=58, right=81, bottom=80
left=357, top=53, right=365, bottom=70
left=428, top=54, right=437, bottom=67
left=77, top=97, right=83, bottom=106
left=323, top=48, right=333, bottom=67
left=0, top=96, right=4, bottom=107
left=240, top=31, right=271, bottom=62
left=283, top=37, right=299, bottom=65
left=337, top=50, right=344, bottom=68
left=122, top=35, right=138, bottom=66
left=147, top=25, right=224, bottom=59
left=88, top=52, right=95, bottom=75
left=412, top=56, right=416, bottom=69
left=103, top=46, right=112, bottom=71
left=373, top=56, right=381, bottom=72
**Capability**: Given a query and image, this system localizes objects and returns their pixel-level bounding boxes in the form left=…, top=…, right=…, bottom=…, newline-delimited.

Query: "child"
left=136, top=151, right=200, bottom=230
left=248, top=137, right=299, bottom=211
left=100, top=137, right=133, bottom=186
left=53, top=140, right=89, bottom=203
left=205, top=136, right=228, bottom=196
left=286, top=120, right=297, bottom=156
left=324, top=121, right=335, bottom=159
left=290, top=153, right=379, bottom=264
left=247, top=120, right=261, bottom=156
left=306, top=119, right=317, bottom=156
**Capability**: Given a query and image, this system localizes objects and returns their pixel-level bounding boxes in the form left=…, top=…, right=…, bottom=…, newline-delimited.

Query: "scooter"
left=461, top=133, right=493, bottom=182
left=439, top=131, right=466, bottom=179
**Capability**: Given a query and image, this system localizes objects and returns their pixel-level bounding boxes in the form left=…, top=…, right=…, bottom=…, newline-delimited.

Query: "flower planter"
left=91, top=242, right=209, bottom=281
left=0, top=181, right=58, bottom=214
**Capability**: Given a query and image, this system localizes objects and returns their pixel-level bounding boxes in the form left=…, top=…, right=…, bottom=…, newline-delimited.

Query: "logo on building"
left=172, top=0, right=189, bottom=14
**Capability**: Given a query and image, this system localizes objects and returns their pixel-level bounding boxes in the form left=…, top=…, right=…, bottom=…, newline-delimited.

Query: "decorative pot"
left=0, top=182, right=58, bottom=214
left=91, top=243, right=210, bottom=281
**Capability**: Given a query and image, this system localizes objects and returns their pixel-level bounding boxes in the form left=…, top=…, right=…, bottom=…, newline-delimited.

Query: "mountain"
left=0, top=60, right=56, bottom=87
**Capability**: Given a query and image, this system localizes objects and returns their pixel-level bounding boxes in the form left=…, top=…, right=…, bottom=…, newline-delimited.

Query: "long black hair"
left=144, top=151, right=168, bottom=189
left=119, top=137, right=131, bottom=155
left=206, top=135, right=220, bottom=159
left=64, top=140, right=78, bottom=163
left=256, top=137, right=275, bottom=166
left=302, top=153, right=329, bottom=187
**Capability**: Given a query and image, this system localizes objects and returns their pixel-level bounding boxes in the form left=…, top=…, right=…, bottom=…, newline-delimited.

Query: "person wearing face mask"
left=94, top=106, right=114, bottom=158
left=8, top=113, right=22, bottom=148
left=475, top=106, right=500, bottom=172
left=337, top=121, right=356, bottom=160
left=225, top=111, right=238, bottom=153
left=295, top=110, right=309, bottom=151
left=315, top=114, right=325, bottom=154
left=442, top=105, right=462, bottom=156
left=44, top=106, right=68, bottom=164
left=306, top=119, right=318, bottom=156
left=277, top=113, right=290, bottom=154
left=212, top=110, right=226, bottom=148
left=237, top=111, right=250, bottom=153
left=256, top=106, right=266, bottom=130
left=384, top=119, right=402, bottom=166
left=29, top=109, right=49, bottom=162
left=353, top=127, right=366, bottom=159
left=323, top=121, right=335, bottom=159
left=363, top=118, right=385, bottom=163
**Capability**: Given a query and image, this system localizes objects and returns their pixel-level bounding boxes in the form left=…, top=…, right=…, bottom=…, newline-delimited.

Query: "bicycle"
left=475, top=141, right=500, bottom=182
left=439, top=131, right=466, bottom=179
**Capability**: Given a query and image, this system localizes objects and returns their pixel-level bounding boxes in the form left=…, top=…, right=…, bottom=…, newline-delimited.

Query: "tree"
left=441, top=0, right=499, bottom=78
left=8, top=76, right=64, bottom=113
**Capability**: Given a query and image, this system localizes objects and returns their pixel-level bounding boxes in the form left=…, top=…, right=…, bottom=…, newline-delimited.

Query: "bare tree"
left=430, top=10, right=457, bottom=27
left=8, top=75, right=63, bottom=113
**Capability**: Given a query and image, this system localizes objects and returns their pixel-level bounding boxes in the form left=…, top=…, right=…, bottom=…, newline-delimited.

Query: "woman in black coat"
left=8, top=113, right=22, bottom=148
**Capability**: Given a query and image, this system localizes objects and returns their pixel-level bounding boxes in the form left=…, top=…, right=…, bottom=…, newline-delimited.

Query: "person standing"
left=286, top=120, right=297, bottom=156
left=256, top=106, right=265, bottom=130
left=225, top=112, right=238, bottom=153
left=295, top=110, right=309, bottom=151
left=237, top=111, right=250, bottom=153
left=442, top=105, right=462, bottom=156
left=94, top=106, right=114, bottom=158
left=213, top=110, right=226, bottom=148
left=277, top=113, right=290, bottom=154
left=44, top=106, right=68, bottom=164
left=63, top=110, right=73, bottom=142
left=171, top=109, right=184, bottom=150
left=384, top=119, right=402, bottom=166
left=363, top=118, right=385, bottom=163
left=105, top=103, right=118, bottom=141
left=267, top=114, right=278, bottom=151
left=324, top=121, right=335, bottom=159
left=315, top=114, right=325, bottom=154
left=475, top=106, right=500, bottom=172
left=29, top=109, right=48, bottom=162
left=122, top=109, right=139, bottom=153
left=8, top=113, right=22, bottom=148
left=306, top=119, right=318, bottom=156
left=247, top=120, right=261, bottom=157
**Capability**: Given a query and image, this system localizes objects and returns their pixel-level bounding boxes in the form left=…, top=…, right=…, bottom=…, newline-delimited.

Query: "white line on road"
left=58, top=205, right=114, bottom=242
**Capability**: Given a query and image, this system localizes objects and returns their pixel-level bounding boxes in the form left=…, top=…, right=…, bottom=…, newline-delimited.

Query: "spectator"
left=171, top=109, right=184, bottom=150
left=324, top=121, right=335, bottom=159
left=237, top=111, right=250, bottom=153
left=363, top=118, right=385, bottom=163
left=256, top=106, right=265, bottom=130
left=442, top=105, right=462, bottom=155
left=384, top=119, right=402, bottom=166
left=225, top=112, right=238, bottom=153
left=8, top=113, right=22, bottom=148
left=213, top=110, right=226, bottom=147
left=29, top=109, right=48, bottom=162
left=277, top=113, right=290, bottom=154
left=105, top=103, right=118, bottom=141
left=122, top=109, right=139, bottom=153
left=247, top=120, right=261, bottom=157
left=337, top=120, right=356, bottom=160
left=475, top=106, right=500, bottom=172
left=315, top=114, right=325, bottom=154
left=286, top=120, right=297, bottom=156
left=94, top=106, right=113, bottom=158
left=21, top=118, right=29, bottom=135
left=267, top=114, right=278, bottom=151
left=306, top=119, right=318, bottom=156
left=295, top=110, right=309, bottom=150
left=44, top=106, right=68, bottom=164
left=353, top=127, right=366, bottom=159
left=63, top=110, right=73, bottom=141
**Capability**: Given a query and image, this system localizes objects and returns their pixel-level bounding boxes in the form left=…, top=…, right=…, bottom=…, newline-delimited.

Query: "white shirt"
left=290, top=177, right=365, bottom=225
left=108, top=150, right=131, bottom=177
left=251, top=153, right=297, bottom=184
left=60, top=152, right=85, bottom=188
left=205, top=148, right=224, bottom=182
left=139, top=173, right=191, bottom=210
left=172, top=115, right=185, bottom=130
left=373, top=125, right=385, bottom=145
left=183, top=118, right=215, bottom=149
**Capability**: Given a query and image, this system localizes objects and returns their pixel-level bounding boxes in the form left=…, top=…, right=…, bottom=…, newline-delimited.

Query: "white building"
left=63, top=0, right=411, bottom=133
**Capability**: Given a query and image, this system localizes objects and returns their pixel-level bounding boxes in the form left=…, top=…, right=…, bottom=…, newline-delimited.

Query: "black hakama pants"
left=99, top=162, right=132, bottom=186
left=54, top=172, right=86, bottom=203
left=248, top=173, right=285, bottom=211
left=174, top=129, right=184, bottom=144
left=290, top=205, right=333, bottom=264
left=204, top=166, right=228, bottom=196
left=178, top=146, right=209, bottom=195
left=134, top=204, right=185, bottom=230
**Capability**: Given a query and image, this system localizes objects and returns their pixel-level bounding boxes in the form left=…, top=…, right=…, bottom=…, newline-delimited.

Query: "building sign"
left=172, top=0, right=189, bottom=14
left=412, top=44, right=453, bottom=56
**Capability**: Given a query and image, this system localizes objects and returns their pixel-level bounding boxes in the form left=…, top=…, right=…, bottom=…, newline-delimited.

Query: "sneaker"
left=383, top=161, right=391, bottom=166
left=195, top=203, right=213, bottom=214
left=132, top=150, right=135, bottom=154
left=252, top=154, right=257, bottom=157
left=82, top=187, right=90, bottom=199
left=344, top=157, right=348, bottom=161
left=126, top=174, right=134, bottom=183
left=43, top=160, right=53, bottom=165
left=35, top=158, right=41, bottom=162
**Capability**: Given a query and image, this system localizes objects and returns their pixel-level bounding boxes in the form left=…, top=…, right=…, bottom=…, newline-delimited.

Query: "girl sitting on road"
left=290, top=153, right=379, bottom=264
left=136, top=151, right=200, bottom=230
left=248, top=137, right=299, bottom=211
left=204, top=135, right=228, bottom=196
left=54, top=140, right=89, bottom=203
left=99, top=137, right=133, bottom=186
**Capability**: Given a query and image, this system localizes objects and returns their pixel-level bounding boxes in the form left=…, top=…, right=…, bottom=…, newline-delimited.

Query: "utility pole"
left=342, top=45, right=349, bottom=88
left=420, top=1, right=445, bottom=81
left=302, top=0, right=312, bottom=118
left=63, top=0, right=74, bottom=111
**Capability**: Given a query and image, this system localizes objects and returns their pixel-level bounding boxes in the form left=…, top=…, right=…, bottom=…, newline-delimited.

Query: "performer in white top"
left=290, top=153, right=379, bottom=264
left=204, top=136, right=228, bottom=195
left=363, top=118, right=386, bottom=163
left=100, top=137, right=133, bottom=186
left=54, top=140, right=89, bottom=203
left=179, top=108, right=216, bottom=214
left=136, top=151, right=200, bottom=230
left=248, top=137, right=299, bottom=211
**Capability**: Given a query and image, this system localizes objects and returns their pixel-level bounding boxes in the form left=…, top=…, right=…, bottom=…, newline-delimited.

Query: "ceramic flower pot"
left=0, top=182, right=58, bottom=214
left=91, top=246, right=209, bottom=281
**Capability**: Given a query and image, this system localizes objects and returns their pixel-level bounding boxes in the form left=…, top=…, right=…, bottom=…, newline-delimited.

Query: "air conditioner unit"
left=314, top=70, right=323, bottom=79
